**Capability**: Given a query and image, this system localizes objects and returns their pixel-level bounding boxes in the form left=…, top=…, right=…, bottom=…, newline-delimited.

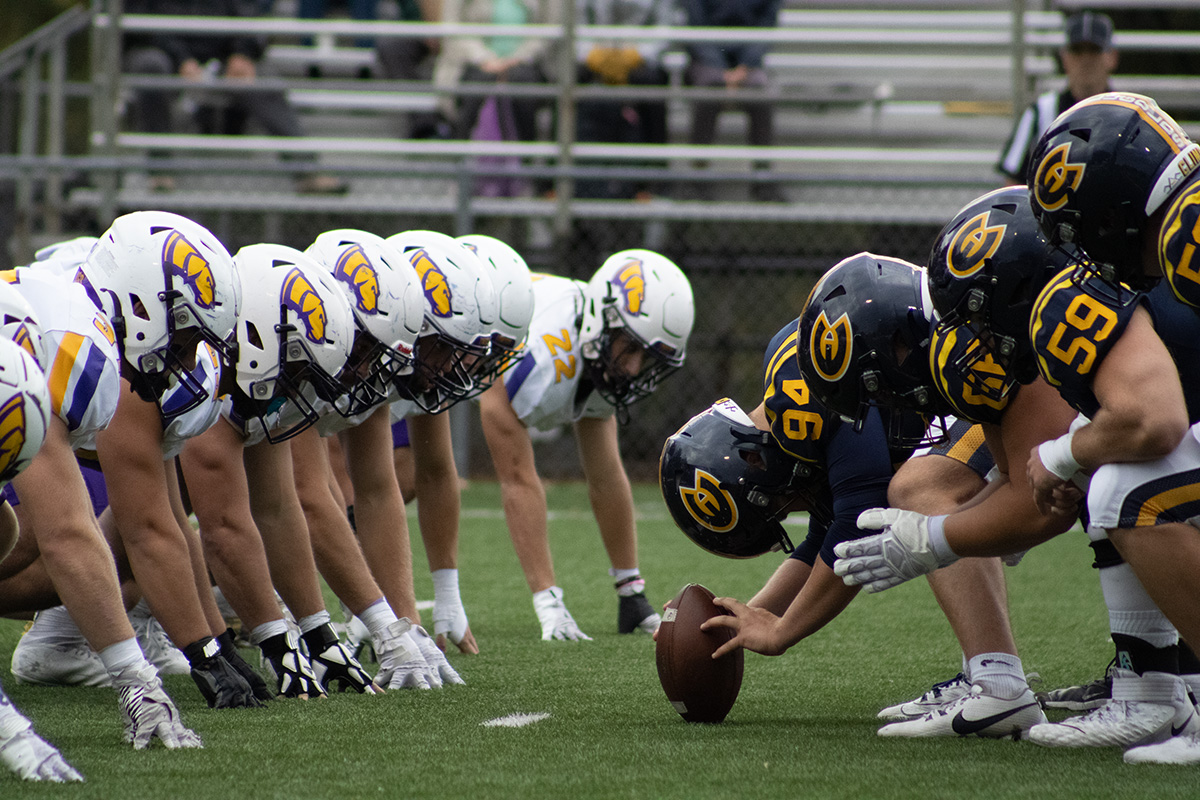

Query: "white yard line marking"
left=480, top=712, right=551, bottom=728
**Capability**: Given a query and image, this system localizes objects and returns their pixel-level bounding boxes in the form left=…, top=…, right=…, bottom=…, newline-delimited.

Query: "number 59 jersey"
left=1029, top=267, right=1142, bottom=419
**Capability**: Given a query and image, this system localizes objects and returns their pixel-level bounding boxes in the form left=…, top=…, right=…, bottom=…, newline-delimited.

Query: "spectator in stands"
left=375, top=1, right=451, bottom=138
left=682, top=0, right=784, bottom=203
left=997, top=11, right=1118, bottom=184
left=574, top=0, right=677, bottom=200
left=123, top=0, right=346, bottom=194
left=298, top=0, right=378, bottom=49
left=433, top=0, right=562, bottom=143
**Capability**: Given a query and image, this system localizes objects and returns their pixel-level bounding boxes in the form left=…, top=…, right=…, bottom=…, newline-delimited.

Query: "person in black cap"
left=997, top=10, right=1119, bottom=183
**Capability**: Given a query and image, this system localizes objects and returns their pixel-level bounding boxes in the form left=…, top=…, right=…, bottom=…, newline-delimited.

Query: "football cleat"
left=11, top=610, right=110, bottom=688
left=1028, top=670, right=1197, bottom=748
left=878, top=673, right=971, bottom=720
left=533, top=586, right=592, bottom=642
left=1036, top=668, right=1114, bottom=711
left=877, top=684, right=1046, bottom=739
left=618, top=592, right=661, bottom=635
left=129, top=604, right=190, bottom=676
left=1124, top=731, right=1200, bottom=765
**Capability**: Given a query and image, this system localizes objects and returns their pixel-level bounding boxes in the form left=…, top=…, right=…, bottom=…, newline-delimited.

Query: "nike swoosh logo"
left=951, top=703, right=1038, bottom=735
left=1172, top=711, right=1195, bottom=737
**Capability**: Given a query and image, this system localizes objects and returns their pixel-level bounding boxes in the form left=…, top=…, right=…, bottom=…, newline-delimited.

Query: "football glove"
left=259, top=630, right=324, bottom=699
left=302, top=624, right=379, bottom=694
left=113, top=663, right=203, bottom=750
left=533, top=586, right=592, bottom=641
left=185, top=637, right=265, bottom=709
left=373, top=619, right=434, bottom=690
left=217, top=629, right=274, bottom=702
left=833, top=508, right=958, bottom=593
left=412, top=625, right=464, bottom=687
left=0, top=707, right=83, bottom=782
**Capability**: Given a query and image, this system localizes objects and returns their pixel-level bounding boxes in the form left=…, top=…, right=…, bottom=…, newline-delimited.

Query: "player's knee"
left=888, top=455, right=984, bottom=513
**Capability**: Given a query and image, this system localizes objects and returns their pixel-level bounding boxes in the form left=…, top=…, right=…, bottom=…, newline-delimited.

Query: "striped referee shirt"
left=996, top=88, right=1105, bottom=183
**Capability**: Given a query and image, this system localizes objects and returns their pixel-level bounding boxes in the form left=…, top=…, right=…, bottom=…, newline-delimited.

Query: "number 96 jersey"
left=1029, top=266, right=1141, bottom=419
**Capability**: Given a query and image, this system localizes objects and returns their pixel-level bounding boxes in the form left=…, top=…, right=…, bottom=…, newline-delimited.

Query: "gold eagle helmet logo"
left=808, top=309, right=853, bottom=382
left=679, top=468, right=738, bottom=533
left=615, top=260, right=645, bottom=315
left=1033, top=142, right=1086, bottom=213
left=0, top=393, right=28, bottom=479
left=407, top=248, right=454, bottom=318
left=281, top=267, right=328, bottom=344
left=333, top=244, right=380, bottom=315
left=162, top=230, right=217, bottom=310
left=948, top=212, right=1006, bottom=279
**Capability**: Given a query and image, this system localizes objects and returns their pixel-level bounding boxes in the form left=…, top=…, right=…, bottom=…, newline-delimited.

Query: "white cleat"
left=1028, top=670, right=1197, bottom=749
left=11, top=609, right=109, bottom=688
left=129, top=604, right=189, bottom=676
left=533, top=586, right=592, bottom=642
left=877, top=684, right=1046, bottom=739
left=878, top=673, right=971, bottom=720
left=1124, top=731, right=1200, bottom=765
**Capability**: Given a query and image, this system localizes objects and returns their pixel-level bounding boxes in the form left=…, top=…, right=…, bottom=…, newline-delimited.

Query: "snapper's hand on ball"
left=701, top=597, right=787, bottom=657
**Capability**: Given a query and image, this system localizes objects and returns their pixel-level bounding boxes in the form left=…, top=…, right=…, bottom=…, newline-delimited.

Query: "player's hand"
left=433, top=597, right=478, bottom=655
left=1027, top=446, right=1084, bottom=516
left=701, top=597, right=782, bottom=658
left=0, top=713, right=84, bottom=782
left=412, top=625, right=465, bottom=687
left=259, top=630, right=324, bottom=699
left=373, top=619, right=435, bottom=690
left=533, top=587, right=592, bottom=641
left=114, top=664, right=203, bottom=750
left=218, top=630, right=274, bottom=702
left=834, top=508, right=954, bottom=592
left=303, top=624, right=379, bottom=694
left=189, top=648, right=265, bottom=709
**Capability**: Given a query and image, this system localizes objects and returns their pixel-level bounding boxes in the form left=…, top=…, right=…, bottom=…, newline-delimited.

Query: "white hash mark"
left=481, top=712, right=552, bottom=728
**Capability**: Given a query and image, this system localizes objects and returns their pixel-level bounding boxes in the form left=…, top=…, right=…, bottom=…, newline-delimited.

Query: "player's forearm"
left=942, top=482, right=1075, bottom=557
left=774, top=561, right=858, bottom=650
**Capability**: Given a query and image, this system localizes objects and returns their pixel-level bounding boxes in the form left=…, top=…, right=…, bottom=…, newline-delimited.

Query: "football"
left=655, top=583, right=744, bottom=723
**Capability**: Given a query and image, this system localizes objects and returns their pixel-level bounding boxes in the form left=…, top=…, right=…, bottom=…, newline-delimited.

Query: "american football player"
left=478, top=249, right=693, bottom=640
left=386, top=231, right=533, bottom=654
left=701, top=252, right=1052, bottom=738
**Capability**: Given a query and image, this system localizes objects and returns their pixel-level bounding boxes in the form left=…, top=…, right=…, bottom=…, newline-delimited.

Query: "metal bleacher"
left=5, top=1, right=1200, bottom=266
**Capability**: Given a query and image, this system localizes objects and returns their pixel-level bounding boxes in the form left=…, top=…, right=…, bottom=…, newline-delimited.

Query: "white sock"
left=1101, top=563, right=1179, bottom=648
left=968, top=652, right=1028, bottom=699
left=610, top=568, right=644, bottom=597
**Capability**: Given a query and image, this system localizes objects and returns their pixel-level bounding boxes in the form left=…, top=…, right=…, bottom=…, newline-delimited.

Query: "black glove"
left=184, top=637, right=265, bottom=709
left=217, top=629, right=274, bottom=702
left=259, top=630, right=324, bottom=698
left=302, top=623, right=378, bottom=694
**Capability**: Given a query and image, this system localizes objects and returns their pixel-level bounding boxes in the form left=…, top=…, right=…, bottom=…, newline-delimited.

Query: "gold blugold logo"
left=408, top=248, right=453, bottom=318
left=1033, top=143, right=1086, bottom=213
left=948, top=212, right=1006, bottom=278
left=680, top=468, right=738, bottom=533
left=281, top=268, right=328, bottom=344
left=163, top=230, right=217, bottom=309
left=808, top=310, right=853, bottom=382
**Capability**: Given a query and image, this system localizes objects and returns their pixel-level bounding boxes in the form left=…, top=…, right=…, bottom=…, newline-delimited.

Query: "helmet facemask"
left=583, top=303, right=683, bottom=417
left=333, top=324, right=415, bottom=417
left=398, top=329, right=490, bottom=414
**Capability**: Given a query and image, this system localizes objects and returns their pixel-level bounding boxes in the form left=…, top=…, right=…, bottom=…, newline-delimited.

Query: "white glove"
left=114, top=663, right=204, bottom=750
left=0, top=708, right=84, bottom=782
left=533, top=586, right=592, bottom=641
left=412, top=625, right=465, bottom=686
left=433, top=597, right=470, bottom=649
left=833, top=508, right=958, bottom=593
left=372, top=619, right=434, bottom=690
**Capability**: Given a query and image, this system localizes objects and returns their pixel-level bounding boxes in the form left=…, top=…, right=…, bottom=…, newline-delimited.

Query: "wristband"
left=926, top=514, right=957, bottom=563
left=1038, top=430, right=1082, bottom=480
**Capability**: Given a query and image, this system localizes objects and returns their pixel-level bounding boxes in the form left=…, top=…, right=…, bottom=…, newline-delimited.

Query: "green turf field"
left=0, top=480, right=1193, bottom=798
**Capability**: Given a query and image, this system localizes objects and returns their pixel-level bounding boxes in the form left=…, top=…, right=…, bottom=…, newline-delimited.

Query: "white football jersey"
left=161, top=342, right=224, bottom=459
left=502, top=274, right=613, bottom=431
left=4, top=268, right=120, bottom=451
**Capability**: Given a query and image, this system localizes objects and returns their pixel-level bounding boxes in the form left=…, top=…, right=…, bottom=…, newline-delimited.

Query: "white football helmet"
left=0, top=337, right=50, bottom=486
left=231, top=243, right=355, bottom=442
left=579, top=249, right=694, bottom=412
left=385, top=230, right=497, bottom=412
left=457, top=234, right=534, bottom=391
left=0, top=278, right=48, bottom=369
left=305, top=229, right=424, bottom=416
left=80, top=211, right=239, bottom=416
